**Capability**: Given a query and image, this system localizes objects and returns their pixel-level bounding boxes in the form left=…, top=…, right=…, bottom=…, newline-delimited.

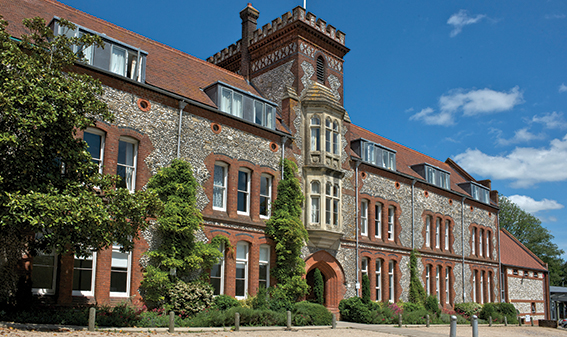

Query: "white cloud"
left=411, top=87, right=523, bottom=126
left=532, top=111, right=567, bottom=129
left=508, top=195, right=564, bottom=214
left=409, top=107, right=455, bottom=126
left=545, top=14, right=566, bottom=20
left=439, top=87, right=523, bottom=116
left=453, top=134, right=567, bottom=188
left=447, top=10, right=486, bottom=37
left=559, top=84, right=567, bottom=93
left=496, top=127, right=545, bottom=146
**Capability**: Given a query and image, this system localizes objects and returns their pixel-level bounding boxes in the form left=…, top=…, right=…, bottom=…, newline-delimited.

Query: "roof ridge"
left=44, top=0, right=248, bottom=82
left=500, top=228, right=547, bottom=268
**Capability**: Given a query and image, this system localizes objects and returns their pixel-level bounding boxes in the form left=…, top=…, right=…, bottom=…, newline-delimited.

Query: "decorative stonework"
left=328, top=74, right=341, bottom=101
left=300, top=42, right=316, bottom=58
left=300, top=61, right=314, bottom=97
left=325, top=54, right=342, bottom=72
left=251, top=60, right=295, bottom=110
left=251, top=42, right=297, bottom=73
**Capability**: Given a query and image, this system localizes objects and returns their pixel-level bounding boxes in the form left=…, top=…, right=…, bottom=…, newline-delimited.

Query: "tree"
left=265, top=159, right=309, bottom=302
left=361, top=273, right=370, bottom=304
left=140, top=159, right=226, bottom=308
left=408, top=250, right=426, bottom=306
left=0, top=17, right=160, bottom=304
left=313, top=268, right=324, bottom=304
left=499, top=195, right=566, bottom=286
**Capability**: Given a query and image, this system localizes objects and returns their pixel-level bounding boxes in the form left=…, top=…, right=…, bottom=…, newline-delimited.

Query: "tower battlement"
left=207, top=6, right=346, bottom=65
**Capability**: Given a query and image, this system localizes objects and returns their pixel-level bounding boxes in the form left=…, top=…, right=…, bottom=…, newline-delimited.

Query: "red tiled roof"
left=500, top=228, right=547, bottom=271
left=349, top=124, right=472, bottom=195
left=1, top=0, right=260, bottom=109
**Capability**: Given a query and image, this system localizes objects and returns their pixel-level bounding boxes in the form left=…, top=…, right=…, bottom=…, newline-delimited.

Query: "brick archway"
left=305, top=250, right=345, bottom=314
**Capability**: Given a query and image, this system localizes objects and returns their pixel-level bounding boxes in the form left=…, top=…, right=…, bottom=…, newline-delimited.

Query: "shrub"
left=268, top=286, right=293, bottom=312
left=96, top=304, right=140, bottom=327
left=361, top=274, right=371, bottom=304
left=479, top=302, right=495, bottom=320
left=166, top=280, right=213, bottom=317
left=454, top=302, right=482, bottom=320
left=408, top=250, right=426, bottom=306
left=425, top=295, right=440, bottom=315
left=402, top=308, right=429, bottom=324
left=212, top=294, right=240, bottom=311
left=339, top=297, right=372, bottom=323
left=403, top=301, right=425, bottom=313
left=252, top=286, right=269, bottom=310
left=313, top=269, right=324, bottom=305
left=292, top=301, right=332, bottom=325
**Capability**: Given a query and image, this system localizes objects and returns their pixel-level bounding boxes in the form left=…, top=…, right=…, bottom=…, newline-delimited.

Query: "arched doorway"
left=306, top=268, right=326, bottom=304
left=304, top=250, right=345, bottom=314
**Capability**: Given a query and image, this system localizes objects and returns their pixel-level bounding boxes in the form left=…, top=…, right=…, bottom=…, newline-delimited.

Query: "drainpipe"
left=411, top=179, right=416, bottom=249
left=281, top=136, right=287, bottom=179
left=355, top=160, right=361, bottom=297
left=461, top=196, right=466, bottom=303
left=176, top=100, right=187, bottom=158
left=497, top=211, right=502, bottom=303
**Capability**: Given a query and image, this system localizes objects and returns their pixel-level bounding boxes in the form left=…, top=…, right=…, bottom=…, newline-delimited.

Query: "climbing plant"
left=408, top=249, right=427, bottom=306
left=140, top=159, right=228, bottom=308
left=265, top=159, right=309, bottom=302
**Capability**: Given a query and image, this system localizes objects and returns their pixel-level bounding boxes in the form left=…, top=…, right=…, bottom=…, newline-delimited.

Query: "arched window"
left=360, top=200, right=368, bottom=236
left=316, top=55, right=325, bottom=83
left=425, top=216, right=431, bottom=247
left=425, top=265, right=431, bottom=296
left=375, top=259, right=382, bottom=301
left=235, top=241, right=249, bottom=298
left=375, top=202, right=382, bottom=239
left=311, top=181, right=321, bottom=223
left=388, top=261, right=395, bottom=302
left=445, top=268, right=450, bottom=304
left=479, top=229, right=483, bottom=257
left=310, top=116, right=320, bottom=151
left=435, top=218, right=441, bottom=248
left=444, top=220, right=450, bottom=251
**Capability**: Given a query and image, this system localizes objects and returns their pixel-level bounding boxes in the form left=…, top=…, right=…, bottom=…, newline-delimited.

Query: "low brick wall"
left=538, top=320, right=557, bottom=328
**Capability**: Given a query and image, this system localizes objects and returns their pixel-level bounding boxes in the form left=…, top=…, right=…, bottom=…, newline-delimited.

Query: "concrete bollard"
left=531, top=317, right=534, bottom=326
left=504, top=316, right=508, bottom=326
left=88, top=307, right=96, bottom=332
left=169, top=311, right=175, bottom=333
left=235, top=312, right=240, bottom=331
left=489, top=316, right=492, bottom=327
left=518, top=316, right=522, bottom=326
left=287, top=310, right=292, bottom=329
left=398, top=313, right=402, bottom=327
left=426, top=314, right=430, bottom=327
left=450, top=315, right=457, bottom=337
left=332, top=313, right=336, bottom=329
left=472, top=315, right=478, bottom=337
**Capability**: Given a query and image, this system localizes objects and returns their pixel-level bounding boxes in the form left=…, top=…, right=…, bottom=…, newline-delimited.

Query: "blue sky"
left=58, top=0, right=567, bottom=258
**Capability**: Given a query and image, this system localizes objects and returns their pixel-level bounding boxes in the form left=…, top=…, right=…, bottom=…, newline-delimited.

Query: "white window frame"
left=436, top=266, right=440, bottom=299
left=445, top=268, right=450, bottom=304
left=31, top=252, right=58, bottom=295
left=117, top=137, right=138, bottom=192
left=332, top=184, right=340, bottom=226
left=472, top=228, right=476, bottom=255
left=375, top=203, right=382, bottom=238
left=84, top=127, right=105, bottom=174
left=109, top=245, right=132, bottom=297
left=473, top=271, right=477, bottom=303
left=486, top=231, right=490, bottom=258
left=487, top=272, right=491, bottom=303
left=361, top=200, right=368, bottom=236
left=480, top=271, right=484, bottom=304
left=310, top=181, right=321, bottom=224
left=479, top=229, right=483, bottom=257
left=237, top=169, right=251, bottom=215
left=388, top=206, right=394, bottom=241
left=310, top=116, right=321, bottom=152
left=375, top=259, right=382, bottom=301
left=259, top=174, right=272, bottom=219
left=235, top=242, right=249, bottom=299
left=426, top=265, right=431, bottom=296
left=72, top=251, right=97, bottom=297
left=425, top=216, right=431, bottom=247
left=361, top=257, right=368, bottom=277
left=332, top=120, right=339, bottom=155
left=325, top=118, right=332, bottom=153
left=211, top=242, right=225, bottom=295
left=445, top=220, right=450, bottom=251
left=213, top=162, right=228, bottom=211
left=388, top=260, right=395, bottom=302
left=259, top=245, right=270, bottom=289
left=435, top=218, right=440, bottom=249
left=110, top=45, right=127, bottom=76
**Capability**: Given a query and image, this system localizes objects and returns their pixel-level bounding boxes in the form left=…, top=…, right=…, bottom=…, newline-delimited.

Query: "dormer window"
left=52, top=18, right=147, bottom=82
left=353, top=139, right=396, bottom=171
left=205, top=83, right=276, bottom=130
left=411, top=164, right=450, bottom=190
left=458, top=181, right=490, bottom=204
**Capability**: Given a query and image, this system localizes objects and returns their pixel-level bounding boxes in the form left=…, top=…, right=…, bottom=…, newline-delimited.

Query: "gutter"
left=497, top=212, right=502, bottom=302
left=411, top=179, right=416, bottom=249
left=354, top=159, right=361, bottom=297
left=176, top=100, right=187, bottom=158
left=280, top=136, right=288, bottom=179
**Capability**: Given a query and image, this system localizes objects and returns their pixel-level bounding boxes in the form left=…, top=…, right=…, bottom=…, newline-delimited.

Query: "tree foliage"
left=313, top=268, right=324, bottom=305
left=408, top=250, right=426, bottom=306
left=361, top=273, right=370, bottom=304
left=265, top=159, right=309, bottom=301
left=499, top=195, right=566, bottom=285
left=140, top=159, right=225, bottom=307
left=0, top=17, right=159, bottom=304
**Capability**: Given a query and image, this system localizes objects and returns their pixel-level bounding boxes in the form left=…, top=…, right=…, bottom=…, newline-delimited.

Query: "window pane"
left=260, top=246, right=269, bottom=262
left=311, top=128, right=320, bottom=151
left=237, top=171, right=249, bottom=213
left=118, top=141, right=135, bottom=166
left=84, top=132, right=102, bottom=161
left=311, top=181, right=320, bottom=194
left=32, top=255, right=55, bottom=289
left=333, top=132, right=338, bottom=154
left=214, top=165, right=225, bottom=187
left=265, top=105, right=273, bottom=128
left=235, top=279, right=245, bottom=296
left=325, top=198, right=331, bottom=224
left=110, top=46, right=126, bottom=76
left=260, top=176, right=268, bottom=196
left=221, top=88, right=232, bottom=114
left=254, top=101, right=264, bottom=125
left=211, top=278, right=221, bottom=295
left=236, top=243, right=247, bottom=260
left=233, top=93, right=243, bottom=118
left=311, top=117, right=320, bottom=125
left=311, top=197, right=320, bottom=223
left=326, top=129, right=331, bottom=152
left=110, top=270, right=127, bottom=293
left=236, top=263, right=245, bottom=278
left=259, top=265, right=268, bottom=281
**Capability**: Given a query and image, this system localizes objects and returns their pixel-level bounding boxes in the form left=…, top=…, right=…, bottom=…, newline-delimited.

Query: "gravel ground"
left=2, top=324, right=567, bottom=337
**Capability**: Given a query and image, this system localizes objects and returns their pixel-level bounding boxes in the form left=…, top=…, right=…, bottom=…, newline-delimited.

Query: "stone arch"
left=305, top=250, right=345, bottom=313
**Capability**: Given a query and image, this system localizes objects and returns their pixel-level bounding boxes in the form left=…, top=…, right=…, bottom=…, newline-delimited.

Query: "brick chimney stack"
left=240, top=3, right=259, bottom=81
